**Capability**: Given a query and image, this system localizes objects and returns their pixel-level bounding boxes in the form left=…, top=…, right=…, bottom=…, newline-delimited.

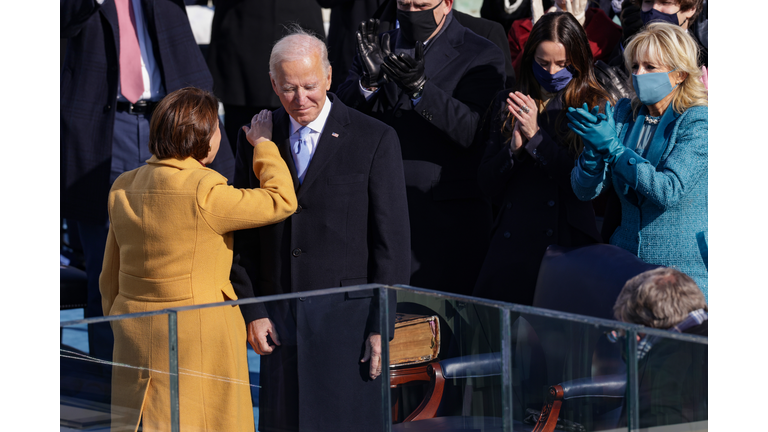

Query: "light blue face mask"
left=632, top=69, right=679, bottom=105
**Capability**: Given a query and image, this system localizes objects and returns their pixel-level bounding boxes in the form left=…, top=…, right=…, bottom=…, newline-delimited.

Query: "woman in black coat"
left=473, top=12, right=610, bottom=305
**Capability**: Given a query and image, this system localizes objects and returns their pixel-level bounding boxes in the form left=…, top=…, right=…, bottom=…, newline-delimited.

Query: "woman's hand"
left=242, top=109, right=273, bottom=147
left=507, top=91, right=539, bottom=142
left=509, top=120, right=525, bottom=156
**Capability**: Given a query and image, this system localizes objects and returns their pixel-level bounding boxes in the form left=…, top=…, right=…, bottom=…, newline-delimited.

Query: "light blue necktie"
left=293, top=126, right=311, bottom=183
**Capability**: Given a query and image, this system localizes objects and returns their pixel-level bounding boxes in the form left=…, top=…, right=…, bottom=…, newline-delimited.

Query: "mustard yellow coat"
left=99, top=142, right=296, bottom=432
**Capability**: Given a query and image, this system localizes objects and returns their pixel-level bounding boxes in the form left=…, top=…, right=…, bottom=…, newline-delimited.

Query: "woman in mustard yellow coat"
left=99, top=87, right=297, bottom=431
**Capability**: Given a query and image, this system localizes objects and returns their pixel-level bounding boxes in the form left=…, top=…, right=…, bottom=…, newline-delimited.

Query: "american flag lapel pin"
left=331, top=132, right=339, bottom=138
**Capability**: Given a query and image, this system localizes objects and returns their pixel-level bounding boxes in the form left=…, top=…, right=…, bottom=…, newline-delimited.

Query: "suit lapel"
left=423, top=18, right=461, bottom=79
left=273, top=109, right=300, bottom=191
left=100, top=0, right=119, bottom=46
left=296, top=96, right=349, bottom=198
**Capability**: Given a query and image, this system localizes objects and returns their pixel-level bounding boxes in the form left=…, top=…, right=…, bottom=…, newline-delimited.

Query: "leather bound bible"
left=390, top=313, right=441, bottom=367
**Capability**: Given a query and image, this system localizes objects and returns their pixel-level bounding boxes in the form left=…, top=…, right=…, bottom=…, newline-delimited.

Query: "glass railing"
left=60, top=284, right=707, bottom=432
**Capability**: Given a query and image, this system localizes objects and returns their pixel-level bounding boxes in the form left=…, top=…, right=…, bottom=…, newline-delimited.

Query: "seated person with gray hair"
left=613, top=267, right=707, bottom=428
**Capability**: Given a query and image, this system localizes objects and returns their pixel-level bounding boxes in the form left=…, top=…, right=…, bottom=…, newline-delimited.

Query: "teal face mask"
left=632, top=69, right=679, bottom=105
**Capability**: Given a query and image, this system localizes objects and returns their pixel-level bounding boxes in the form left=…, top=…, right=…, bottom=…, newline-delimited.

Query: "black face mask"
left=396, top=0, right=445, bottom=45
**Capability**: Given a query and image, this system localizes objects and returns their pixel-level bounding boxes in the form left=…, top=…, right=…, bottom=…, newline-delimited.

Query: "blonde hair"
left=613, top=267, right=707, bottom=329
left=624, top=22, right=707, bottom=114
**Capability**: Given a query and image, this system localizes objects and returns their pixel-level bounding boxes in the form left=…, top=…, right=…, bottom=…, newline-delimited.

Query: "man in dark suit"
left=336, top=0, right=505, bottom=296
left=370, top=0, right=516, bottom=88
left=61, top=0, right=233, bottom=364
left=230, top=29, right=410, bottom=432
left=206, top=0, right=326, bottom=153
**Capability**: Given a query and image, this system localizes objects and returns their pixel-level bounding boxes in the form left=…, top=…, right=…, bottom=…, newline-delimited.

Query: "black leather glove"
left=380, top=33, right=428, bottom=99
left=356, top=19, right=387, bottom=89
left=619, top=0, right=643, bottom=45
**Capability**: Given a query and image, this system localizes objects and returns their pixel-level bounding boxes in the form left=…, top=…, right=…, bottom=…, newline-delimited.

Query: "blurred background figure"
left=370, top=0, right=516, bottom=87
left=569, top=22, right=708, bottom=300
left=613, top=266, right=708, bottom=428
left=207, top=0, right=326, bottom=154
left=473, top=12, right=607, bottom=306
left=101, top=87, right=296, bottom=432
left=508, top=0, right=622, bottom=77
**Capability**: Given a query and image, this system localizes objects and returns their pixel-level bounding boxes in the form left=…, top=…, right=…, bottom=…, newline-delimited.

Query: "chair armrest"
left=440, top=352, right=502, bottom=379
left=560, top=374, right=626, bottom=400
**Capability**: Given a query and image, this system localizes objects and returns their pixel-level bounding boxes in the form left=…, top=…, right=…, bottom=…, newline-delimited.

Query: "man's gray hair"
left=613, top=267, right=707, bottom=329
left=269, top=25, right=331, bottom=77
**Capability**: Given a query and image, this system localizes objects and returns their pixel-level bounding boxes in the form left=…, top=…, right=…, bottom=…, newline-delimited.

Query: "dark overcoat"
left=61, top=0, right=233, bottom=224
left=473, top=90, right=602, bottom=306
left=230, top=94, right=410, bottom=432
left=335, top=16, right=505, bottom=295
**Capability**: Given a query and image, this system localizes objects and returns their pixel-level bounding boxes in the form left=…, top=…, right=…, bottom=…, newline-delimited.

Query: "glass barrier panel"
left=391, top=289, right=506, bottom=431
left=61, top=311, right=174, bottom=431
left=628, top=329, right=708, bottom=432
left=169, top=285, right=391, bottom=432
left=511, top=312, right=629, bottom=432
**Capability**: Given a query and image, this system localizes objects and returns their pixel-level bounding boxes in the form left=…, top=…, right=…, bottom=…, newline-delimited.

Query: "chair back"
left=533, top=244, right=661, bottom=320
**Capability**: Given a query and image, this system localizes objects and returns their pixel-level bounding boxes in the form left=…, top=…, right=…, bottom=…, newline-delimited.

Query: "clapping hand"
left=506, top=91, right=539, bottom=142
left=356, top=19, right=388, bottom=89
left=567, top=102, right=624, bottom=163
left=380, top=34, right=428, bottom=97
left=563, top=0, right=587, bottom=26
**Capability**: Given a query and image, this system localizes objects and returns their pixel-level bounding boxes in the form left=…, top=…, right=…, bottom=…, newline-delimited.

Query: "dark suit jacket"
left=61, top=0, right=233, bottom=224
left=230, top=93, right=410, bottom=431
left=336, top=15, right=505, bottom=295
left=473, top=90, right=601, bottom=305
left=206, top=0, right=325, bottom=107
left=373, top=1, right=515, bottom=88
left=319, top=0, right=387, bottom=92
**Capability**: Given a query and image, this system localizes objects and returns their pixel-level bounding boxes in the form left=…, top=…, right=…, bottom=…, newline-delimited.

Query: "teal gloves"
left=567, top=102, right=625, bottom=164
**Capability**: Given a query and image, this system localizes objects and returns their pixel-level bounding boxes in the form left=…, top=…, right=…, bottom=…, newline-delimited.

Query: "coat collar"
left=622, top=104, right=681, bottom=168
left=147, top=155, right=207, bottom=170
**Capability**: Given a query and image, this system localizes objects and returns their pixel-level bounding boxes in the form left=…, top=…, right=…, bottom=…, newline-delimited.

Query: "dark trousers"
left=78, top=109, right=153, bottom=360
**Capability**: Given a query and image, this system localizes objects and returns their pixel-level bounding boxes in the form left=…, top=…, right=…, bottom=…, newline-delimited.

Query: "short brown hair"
left=633, top=0, right=703, bottom=25
left=148, top=87, right=219, bottom=160
left=613, top=267, right=707, bottom=329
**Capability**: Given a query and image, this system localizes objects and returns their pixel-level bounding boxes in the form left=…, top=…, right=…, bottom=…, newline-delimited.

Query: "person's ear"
left=270, top=72, right=279, bottom=95
left=326, top=66, right=332, bottom=91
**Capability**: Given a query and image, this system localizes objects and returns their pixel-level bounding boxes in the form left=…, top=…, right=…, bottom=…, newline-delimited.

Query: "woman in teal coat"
left=568, top=22, right=708, bottom=300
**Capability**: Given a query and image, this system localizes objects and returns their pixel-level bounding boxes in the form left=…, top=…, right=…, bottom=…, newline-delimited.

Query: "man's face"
left=640, top=0, right=696, bottom=29
left=396, top=0, right=453, bottom=41
left=270, top=53, right=332, bottom=126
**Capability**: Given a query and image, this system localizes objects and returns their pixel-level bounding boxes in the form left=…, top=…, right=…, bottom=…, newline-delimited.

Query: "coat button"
left=295, top=205, right=302, bottom=214
left=104, top=105, right=111, bottom=112
left=545, top=229, right=553, bottom=236
left=299, top=297, right=306, bottom=301
left=629, top=158, right=636, bottom=165
left=292, top=248, right=302, bottom=257
left=506, top=202, right=512, bottom=209
left=548, top=200, right=555, bottom=207
left=503, top=232, right=511, bottom=239
left=394, top=110, right=403, bottom=118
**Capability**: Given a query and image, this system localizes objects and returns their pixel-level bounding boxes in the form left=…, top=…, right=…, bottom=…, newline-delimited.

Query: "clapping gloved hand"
left=567, top=102, right=624, bottom=167
left=356, top=19, right=388, bottom=89
left=380, top=33, right=428, bottom=99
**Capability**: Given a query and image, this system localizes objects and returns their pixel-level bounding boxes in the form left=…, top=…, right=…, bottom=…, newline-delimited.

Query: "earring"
left=209, top=145, right=212, bottom=151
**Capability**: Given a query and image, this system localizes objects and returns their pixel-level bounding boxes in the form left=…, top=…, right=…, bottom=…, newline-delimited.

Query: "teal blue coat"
left=571, top=98, right=708, bottom=300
